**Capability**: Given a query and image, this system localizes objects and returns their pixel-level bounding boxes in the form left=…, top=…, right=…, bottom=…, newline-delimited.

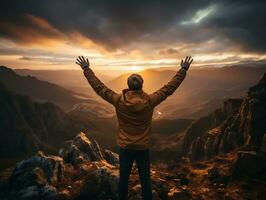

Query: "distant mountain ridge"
left=13, top=65, right=266, bottom=119
left=108, top=66, right=266, bottom=93
left=15, top=68, right=113, bottom=97
left=109, top=65, right=266, bottom=119
left=0, top=66, right=94, bottom=110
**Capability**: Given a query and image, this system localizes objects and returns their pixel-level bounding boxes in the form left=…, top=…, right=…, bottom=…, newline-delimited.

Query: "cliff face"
left=0, top=83, right=89, bottom=157
left=183, top=74, right=266, bottom=161
left=241, top=73, right=266, bottom=149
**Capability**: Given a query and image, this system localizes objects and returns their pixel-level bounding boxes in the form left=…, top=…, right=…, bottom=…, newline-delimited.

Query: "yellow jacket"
left=84, top=68, right=186, bottom=150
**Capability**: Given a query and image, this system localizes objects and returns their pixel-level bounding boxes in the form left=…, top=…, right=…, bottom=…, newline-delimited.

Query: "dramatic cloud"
left=0, top=0, right=265, bottom=71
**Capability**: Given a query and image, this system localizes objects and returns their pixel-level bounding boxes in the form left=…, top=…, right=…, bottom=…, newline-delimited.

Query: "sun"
left=127, top=66, right=144, bottom=72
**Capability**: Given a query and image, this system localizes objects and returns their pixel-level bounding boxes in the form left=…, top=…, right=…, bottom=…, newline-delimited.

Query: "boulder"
left=8, top=184, right=58, bottom=200
left=104, top=149, right=119, bottom=166
left=79, top=166, right=119, bottom=200
left=168, top=186, right=192, bottom=200
left=232, top=151, right=266, bottom=178
left=59, top=132, right=104, bottom=166
left=9, top=151, right=64, bottom=188
left=6, top=151, right=65, bottom=200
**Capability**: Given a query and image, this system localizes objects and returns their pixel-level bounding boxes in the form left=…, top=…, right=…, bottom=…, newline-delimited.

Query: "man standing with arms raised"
left=76, top=56, right=193, bottom=200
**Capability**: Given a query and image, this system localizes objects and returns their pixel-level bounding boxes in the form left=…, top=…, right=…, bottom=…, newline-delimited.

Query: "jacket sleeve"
left=149, top=68, right=187, bottom=107
left=83, top=68, right=120, bottom=106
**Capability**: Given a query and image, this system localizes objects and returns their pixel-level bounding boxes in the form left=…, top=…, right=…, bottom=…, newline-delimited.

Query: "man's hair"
left=127, top=73, right=143, bottom=90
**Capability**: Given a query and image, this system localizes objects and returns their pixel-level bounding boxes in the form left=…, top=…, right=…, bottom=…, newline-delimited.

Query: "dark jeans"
left=118, top=147, right=152, bottom=200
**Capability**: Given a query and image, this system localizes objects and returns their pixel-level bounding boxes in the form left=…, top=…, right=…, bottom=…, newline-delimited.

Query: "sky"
left=0, top=0, right=266, bottom=74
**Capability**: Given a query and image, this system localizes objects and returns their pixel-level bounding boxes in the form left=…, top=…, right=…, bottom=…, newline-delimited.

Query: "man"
left=76, top=56, right=193, bottom=200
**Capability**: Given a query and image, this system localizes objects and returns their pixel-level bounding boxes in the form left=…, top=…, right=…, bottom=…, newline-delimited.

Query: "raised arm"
left=76, top=56, right=120, bottom=106
left=149, top=56, right=193, bottom=107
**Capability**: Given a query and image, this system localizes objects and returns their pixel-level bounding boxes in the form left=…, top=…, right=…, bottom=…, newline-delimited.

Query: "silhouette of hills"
left=14, top=65, right=266, bottom=119
left=0, top=66, right=95, bottom=110
left=15, top=68, right=113, bottom=95
left=109, top=65, right=266, bottom=119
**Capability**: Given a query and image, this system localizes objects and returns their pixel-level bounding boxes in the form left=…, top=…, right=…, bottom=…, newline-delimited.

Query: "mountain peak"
left=0, top=66, right=16, bottom=75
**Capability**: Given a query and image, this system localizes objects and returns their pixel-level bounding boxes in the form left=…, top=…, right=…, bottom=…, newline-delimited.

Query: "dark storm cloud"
left=201, top=0, right=266, bottom=53
left=0, top=0, right=265, bottom=52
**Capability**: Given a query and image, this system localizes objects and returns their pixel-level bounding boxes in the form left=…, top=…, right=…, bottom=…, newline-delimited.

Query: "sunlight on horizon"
left=127, top=66, right=144, bottom=72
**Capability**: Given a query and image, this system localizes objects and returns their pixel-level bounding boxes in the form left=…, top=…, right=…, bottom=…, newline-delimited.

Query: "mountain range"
left=109, top=65, right=266, bottom=119
left=1, top=65, right=266, bottom=162
left=16, top=65, right=266, bottom=119
left=0, top=66, right=97, bottom=110
left=15, top=68, right=113, bottom=96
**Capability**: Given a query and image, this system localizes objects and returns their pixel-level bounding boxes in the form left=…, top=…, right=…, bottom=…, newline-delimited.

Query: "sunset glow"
left=0, top=1, right=265, bottom=76
left=127, top=66, right=144, bottom=72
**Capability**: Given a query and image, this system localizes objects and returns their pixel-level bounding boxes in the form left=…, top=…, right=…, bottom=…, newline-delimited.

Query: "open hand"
left=76, top=56, right=90, bottom=70
left=180, top=56, right=193, bottom=71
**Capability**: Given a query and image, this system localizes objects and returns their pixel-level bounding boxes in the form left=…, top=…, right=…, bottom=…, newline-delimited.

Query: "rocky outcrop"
left=59, top=132, right=104, bottom=166
left=7, top=152, right=65, bottom=200
left=79, top=166, right=119, bottom=199
left=182, top=103, right=232, bottom=160
left=240, top=73, right=266, bottom=150
left=104, top=149, right=119, bottom=166
left=10, top=151, right=64, bottom=187
left=0, top=132, right=120, bottom=200
left=232, top=151, right=266, bottom=179
left=1, top=132, right=266, bottom=200
left=183, top=73, right=266, bottom=161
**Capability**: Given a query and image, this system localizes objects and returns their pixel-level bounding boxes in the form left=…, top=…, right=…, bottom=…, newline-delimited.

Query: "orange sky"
left=1, top=29, right=265, bottom=76
left=0, top=1, right=266, bottom=76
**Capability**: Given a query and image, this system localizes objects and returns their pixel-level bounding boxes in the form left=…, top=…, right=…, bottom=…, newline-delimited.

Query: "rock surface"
left=183, top=74, right=266, bottom=161
left=0, top=133, right=119, bottom=200
left=232, top=151, right=266, bottom=178
left=1, top=133, right=266, bottom=200
left=104, top=149, right=119, bottom=166
left=59, top=132, right=104, bottom=166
